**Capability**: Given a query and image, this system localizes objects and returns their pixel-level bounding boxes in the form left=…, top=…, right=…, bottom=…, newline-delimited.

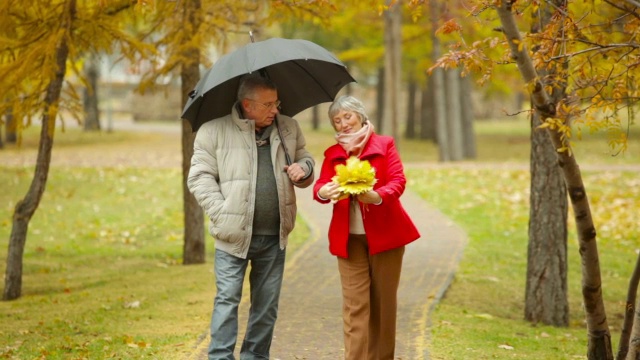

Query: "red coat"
left=313, top=133, right=420, bottom=258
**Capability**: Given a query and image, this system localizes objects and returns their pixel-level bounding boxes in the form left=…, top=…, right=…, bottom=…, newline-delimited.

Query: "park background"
left=2, top=1, right=640, bottom=359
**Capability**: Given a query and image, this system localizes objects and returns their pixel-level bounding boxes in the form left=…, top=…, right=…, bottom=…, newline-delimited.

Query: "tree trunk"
left=405, top=74, right=417, bottom=139
left=83, top=54, right=101, bottom=131
left=444, top=69, right=463, bottom=161
left=626, top=315, right=640, bottom=360
left=375, top=67, right=385, bottom=133
left=420, top=78, right=436, bottom=142
left=525, top=110, right=569, bottom=326
left=460, top=74, right=476, bottom=159
left=3, top=0, right=75, bottom=301
left=524, top=0, right=569, bottom=327
left=497, top=2, right=612, bottom=358
left=383, top=0, right=402, bottom=142
left=5, top=106, right=16, bottom=144
left=619, top=253, right=640, bottom=360
left=429, top=0, right=449, bottom=161
left=180, top=0, right=205, bottom=265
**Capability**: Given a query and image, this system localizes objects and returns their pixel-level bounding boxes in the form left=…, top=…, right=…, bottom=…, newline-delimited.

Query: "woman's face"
left=331, top=110, right=363, bottom=134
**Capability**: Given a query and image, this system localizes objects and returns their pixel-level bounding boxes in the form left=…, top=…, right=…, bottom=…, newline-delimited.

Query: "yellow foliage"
left=332, top=157, right=378, bottom=196
left=0, top=0, right=155, bottom=135
left=425, top=0, right=639, bottom=154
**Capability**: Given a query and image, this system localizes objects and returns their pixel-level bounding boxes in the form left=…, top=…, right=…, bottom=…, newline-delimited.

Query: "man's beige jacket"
left=188, top=105, right=315, bottom=259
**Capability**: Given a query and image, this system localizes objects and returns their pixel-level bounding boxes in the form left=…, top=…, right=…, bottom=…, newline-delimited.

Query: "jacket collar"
left=231, top=102, right=253, bottom=132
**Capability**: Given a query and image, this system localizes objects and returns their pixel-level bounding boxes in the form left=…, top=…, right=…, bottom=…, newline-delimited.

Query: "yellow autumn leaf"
left=332, top=157, right=377, bottom=195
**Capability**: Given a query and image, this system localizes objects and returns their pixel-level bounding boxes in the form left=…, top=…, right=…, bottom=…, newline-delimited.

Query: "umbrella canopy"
left=182, top=37, right=356, bottom=132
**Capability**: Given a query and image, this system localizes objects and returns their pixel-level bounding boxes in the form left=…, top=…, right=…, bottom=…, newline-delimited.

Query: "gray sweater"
left=252, top=126, right=280, bottom=235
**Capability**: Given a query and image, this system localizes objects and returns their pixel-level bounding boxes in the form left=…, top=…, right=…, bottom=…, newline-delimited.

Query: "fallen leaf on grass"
left=498, top=344, right=514, bottom=350
left=127, top=341, right=151, bottom=348
left=124, top=335, right=151, bottom=349
left=124, top=300, right=141, bottom=309
left=473, top=313, right=494, bottom=320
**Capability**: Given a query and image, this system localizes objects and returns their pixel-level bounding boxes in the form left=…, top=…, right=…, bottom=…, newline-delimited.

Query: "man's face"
left=242, top=88, right=280, bottom=131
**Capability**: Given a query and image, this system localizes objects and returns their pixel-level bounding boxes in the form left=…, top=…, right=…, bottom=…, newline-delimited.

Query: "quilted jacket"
left=188, top=104, right=314, bottom=258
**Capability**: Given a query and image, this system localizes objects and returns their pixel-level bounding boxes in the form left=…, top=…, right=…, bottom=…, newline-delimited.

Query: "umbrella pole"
left=275, top=116, right=293, bottom=166
left=245, top=37, right=290, bottom=166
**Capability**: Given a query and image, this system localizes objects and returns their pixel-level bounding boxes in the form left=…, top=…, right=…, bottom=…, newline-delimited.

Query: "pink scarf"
left=335, top=122, right=374, bottom=157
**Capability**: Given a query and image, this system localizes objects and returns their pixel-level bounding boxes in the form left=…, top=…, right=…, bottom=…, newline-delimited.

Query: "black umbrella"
left=181, top=37, right=356, bottom=132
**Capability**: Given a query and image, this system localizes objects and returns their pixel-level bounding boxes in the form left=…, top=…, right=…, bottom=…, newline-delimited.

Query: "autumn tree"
left=0, top=0, right=152, bottom=300
left=430, top=0, right=640, bottom=358
left=525, top=0, right=569, bottom=327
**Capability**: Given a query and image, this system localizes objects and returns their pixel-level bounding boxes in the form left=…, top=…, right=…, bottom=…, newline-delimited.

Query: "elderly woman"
left=313, top=95, right=420, bottom=360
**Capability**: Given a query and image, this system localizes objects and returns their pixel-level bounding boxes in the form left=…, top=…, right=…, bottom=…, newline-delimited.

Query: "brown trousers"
left=337, top=234, right=405, bottom=360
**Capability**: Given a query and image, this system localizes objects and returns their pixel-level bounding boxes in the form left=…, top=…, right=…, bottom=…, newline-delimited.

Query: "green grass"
left=407, top=168, right=640, bottom=359
left=0, top=165, right=309, bottom=359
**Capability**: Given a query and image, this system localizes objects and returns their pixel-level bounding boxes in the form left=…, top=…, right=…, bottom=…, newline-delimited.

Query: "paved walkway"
left=188, top=173, right=468, bottom=360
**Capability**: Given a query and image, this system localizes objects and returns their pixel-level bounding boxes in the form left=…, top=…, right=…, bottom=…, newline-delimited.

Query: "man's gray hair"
left=237, top=73, right=277, bottom=100
left=328, top=95, right=369, bottom=127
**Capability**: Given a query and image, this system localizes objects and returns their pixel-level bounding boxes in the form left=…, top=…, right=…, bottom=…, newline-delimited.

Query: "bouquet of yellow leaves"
left=332, top=156, right=377, bottom=196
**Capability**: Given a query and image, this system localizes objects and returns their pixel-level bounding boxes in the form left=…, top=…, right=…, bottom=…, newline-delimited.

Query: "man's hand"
left=284, top=163, right=306, bottom=182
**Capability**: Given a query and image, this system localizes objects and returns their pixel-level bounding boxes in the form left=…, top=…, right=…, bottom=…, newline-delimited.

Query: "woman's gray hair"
left=328, top=95, right=369, bottom=128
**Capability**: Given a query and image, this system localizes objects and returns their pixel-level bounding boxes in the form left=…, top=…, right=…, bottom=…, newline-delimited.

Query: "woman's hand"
left=318, top=182, right=347, bottom=202
left=357, top=190, right=381, bottom=205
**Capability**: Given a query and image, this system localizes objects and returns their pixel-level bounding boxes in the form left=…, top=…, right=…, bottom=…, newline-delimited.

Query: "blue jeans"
left=208, top=235, right=286, bottom=360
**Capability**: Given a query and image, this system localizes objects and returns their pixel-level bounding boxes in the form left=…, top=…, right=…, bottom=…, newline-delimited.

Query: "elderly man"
left=188, top=73, right=315, bottom=360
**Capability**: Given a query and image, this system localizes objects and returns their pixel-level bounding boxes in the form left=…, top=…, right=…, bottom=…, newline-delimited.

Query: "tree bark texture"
left=420, top=80, right=436, bottom=142
left=376, top=66, right=385, bottom=133
left=619, top=253, right=640, bottom=360
left=526, top=111, right=569, bottom=326
left=429, top=0, right=448, bottom=161
left=83, top=54, right=101, bottom=131
left=405, top=76, right=417, bottom=139
left=460, top=74, right=476, bottom=159
left=180, top=0, right=205, bottom=265
left=383, top=0, right=402, bottom=142
left=4, top=106, right=16, bottom=144
left=524, top=0, right=569, bottom=327
left=3, top=0, right=75, bottom=301
left=444, top=69, right=463, bottom=161
left=496, top=2, right=612, bottom=358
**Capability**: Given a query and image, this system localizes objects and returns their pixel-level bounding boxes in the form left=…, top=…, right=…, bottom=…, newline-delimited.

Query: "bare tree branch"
left=549, top=43, right=640, bottom=61
left=623, top=0, right=640, bottom=8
